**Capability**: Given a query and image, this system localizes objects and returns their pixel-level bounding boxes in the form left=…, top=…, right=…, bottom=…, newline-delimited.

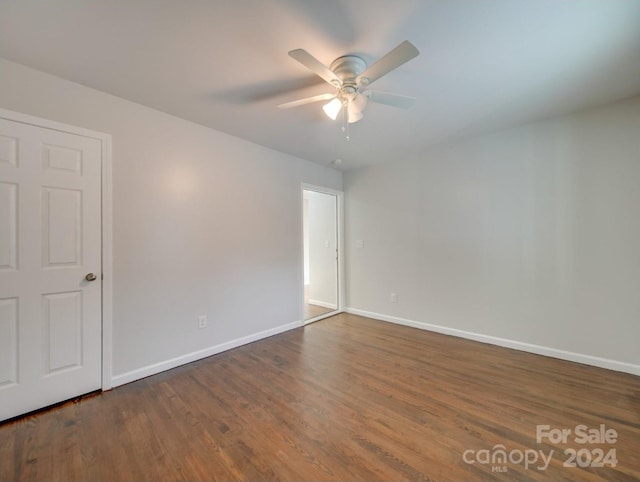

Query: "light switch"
left=355, top=240, right=364, bottom=249
left=324, top=240, right=330, bottom=248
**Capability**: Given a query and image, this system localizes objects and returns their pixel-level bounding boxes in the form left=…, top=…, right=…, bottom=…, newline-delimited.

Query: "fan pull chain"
left=341, top=100, right=350, bottom=141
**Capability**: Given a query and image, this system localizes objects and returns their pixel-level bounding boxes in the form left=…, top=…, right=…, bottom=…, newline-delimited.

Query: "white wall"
left=306, top=190, right=338, bottom=308
left=0, top=58, right=342, bottom=382
left=345, top=96, right=640, bottom=371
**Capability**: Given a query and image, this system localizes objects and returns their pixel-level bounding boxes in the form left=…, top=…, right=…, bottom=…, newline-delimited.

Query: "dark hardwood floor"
left=1, top=313, right=639, bottom=481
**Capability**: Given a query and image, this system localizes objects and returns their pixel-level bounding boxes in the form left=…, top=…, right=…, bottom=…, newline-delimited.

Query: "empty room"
left=1, top=1, right=639, bottom=480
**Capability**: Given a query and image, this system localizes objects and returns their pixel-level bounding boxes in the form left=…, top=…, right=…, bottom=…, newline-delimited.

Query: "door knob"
left=85, top=273, right=97, bottom=282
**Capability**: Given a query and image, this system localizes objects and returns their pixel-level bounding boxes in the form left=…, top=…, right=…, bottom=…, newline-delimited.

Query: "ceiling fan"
left=278, top=41, right=420, bottom=124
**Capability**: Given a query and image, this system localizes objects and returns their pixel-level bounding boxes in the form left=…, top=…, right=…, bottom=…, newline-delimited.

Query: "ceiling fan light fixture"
left=348, top=108, right=364, bottom=123
left=351, top=92, right=368, bottom=114
left=323, top=97, right=343, bottom=120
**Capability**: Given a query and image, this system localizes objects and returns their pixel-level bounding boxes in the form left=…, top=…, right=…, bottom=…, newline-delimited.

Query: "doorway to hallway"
left=302, top=186, right=343, bottom=323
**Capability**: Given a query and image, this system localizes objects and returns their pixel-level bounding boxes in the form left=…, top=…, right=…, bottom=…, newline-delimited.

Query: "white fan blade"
left=278, top=93, right=336, bottom=109
left=357, top=41, right=419, bottom=86
left=365, top=90, right=416, bottom=109
left=288, top=49, right=342, bottom=86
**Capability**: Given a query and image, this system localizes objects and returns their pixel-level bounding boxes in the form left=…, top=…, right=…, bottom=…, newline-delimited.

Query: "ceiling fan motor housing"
left=330, top=55, right=367, bottom=87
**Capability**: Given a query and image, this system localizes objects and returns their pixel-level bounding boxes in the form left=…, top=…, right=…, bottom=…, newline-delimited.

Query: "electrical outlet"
left=390, top=292, right=398, bottom=303
left=198, top=315, right=208, bottom=329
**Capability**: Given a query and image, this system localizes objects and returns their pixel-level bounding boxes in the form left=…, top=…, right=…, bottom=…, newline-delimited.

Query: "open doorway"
left=302, top=186, right=343, bottom=323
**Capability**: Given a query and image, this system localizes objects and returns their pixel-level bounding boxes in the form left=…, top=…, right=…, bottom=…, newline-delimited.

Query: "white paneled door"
left=0, top=117, right=102, bottom=421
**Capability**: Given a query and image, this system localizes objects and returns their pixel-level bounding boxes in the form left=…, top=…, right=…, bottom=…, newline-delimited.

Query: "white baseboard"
left=345, top=307, right=640, bottom=376
left=111, top=320, right=303, bottom=388
left=308, top=299, right=338, bottom=310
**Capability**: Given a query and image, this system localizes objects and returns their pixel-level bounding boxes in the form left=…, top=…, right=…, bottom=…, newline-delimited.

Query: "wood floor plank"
left=1, top=312, right=639, bottom=481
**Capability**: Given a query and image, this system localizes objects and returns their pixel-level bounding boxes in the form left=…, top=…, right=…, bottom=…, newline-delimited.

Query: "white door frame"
left=301, top=183, right=344, bottom=324
left=0, top=108, right=113, bottom=390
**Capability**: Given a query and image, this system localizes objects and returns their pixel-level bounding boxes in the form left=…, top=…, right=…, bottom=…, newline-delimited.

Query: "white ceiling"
left=1, top=0, right=640, bottom=170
